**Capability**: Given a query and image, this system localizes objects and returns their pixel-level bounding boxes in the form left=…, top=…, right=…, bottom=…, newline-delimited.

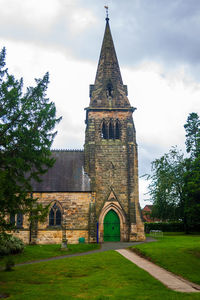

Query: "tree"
left=144, top=147, right=185, bottom=221
left=183, top=113, right=200, bottom=231
left=145, top=112, right=200, bottom=232
left=184, top=157, right=200, bottom=230
left=0, top=47, right=62, bottom=233
left=184, top=112, right=200, bottom=159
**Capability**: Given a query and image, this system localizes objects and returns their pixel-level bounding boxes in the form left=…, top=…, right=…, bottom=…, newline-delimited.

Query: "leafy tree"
left=145, top=147, right=185, bottom=221
left=145, top=112, right=200, bottom=232
left=0, top=47, right=62, bottom=233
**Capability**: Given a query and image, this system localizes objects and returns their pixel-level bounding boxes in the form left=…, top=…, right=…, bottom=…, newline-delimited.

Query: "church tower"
left=84, top=15, right=145, bottom=242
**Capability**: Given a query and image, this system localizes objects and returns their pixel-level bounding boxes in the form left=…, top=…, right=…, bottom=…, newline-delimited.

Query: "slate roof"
left=31, top=150, right=91, bottom=192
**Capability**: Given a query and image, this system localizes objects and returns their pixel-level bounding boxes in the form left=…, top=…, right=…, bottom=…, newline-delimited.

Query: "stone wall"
left=11, top=192, right=92, bottom=244
left=10, top=229, right=30, bottom=244
left=36, top=229, right=88, bottom=245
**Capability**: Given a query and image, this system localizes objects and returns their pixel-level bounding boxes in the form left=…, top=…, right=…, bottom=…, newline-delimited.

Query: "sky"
left=0, top=0, right=200, bottom=207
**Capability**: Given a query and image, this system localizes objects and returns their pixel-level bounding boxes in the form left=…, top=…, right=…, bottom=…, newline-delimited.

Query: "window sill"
left=47, top=225, right=62, bottom=230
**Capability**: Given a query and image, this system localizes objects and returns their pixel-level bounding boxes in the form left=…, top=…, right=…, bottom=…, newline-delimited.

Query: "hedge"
left=145, top=222, right=200, bottom=233
left=145, top=222, right=184, bottom=233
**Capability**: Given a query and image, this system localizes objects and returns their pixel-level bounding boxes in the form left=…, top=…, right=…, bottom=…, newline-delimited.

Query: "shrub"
left=0, top=234, right=24, bottom=256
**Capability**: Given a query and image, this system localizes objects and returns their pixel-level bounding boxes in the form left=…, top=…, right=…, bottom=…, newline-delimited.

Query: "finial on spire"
left=104, top=5, right=109, bottom=22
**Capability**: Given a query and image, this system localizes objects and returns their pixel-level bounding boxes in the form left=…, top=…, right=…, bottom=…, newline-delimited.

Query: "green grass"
left=131, top=234, right=200, bottom=285
left=0, top=243, right=100, bottom=267
left=1, top=250, right=200, bottom=299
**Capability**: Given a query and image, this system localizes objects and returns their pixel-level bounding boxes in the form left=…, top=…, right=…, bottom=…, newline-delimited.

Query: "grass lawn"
left=1, top=250, right=200, bottom=300
left=131, top=233, right=200, bottom=285
left=0, top=243, right=100, bottom=267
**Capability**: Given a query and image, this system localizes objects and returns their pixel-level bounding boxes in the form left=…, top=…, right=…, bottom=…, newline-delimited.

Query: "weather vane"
left=104, top=5, right=109, bottom=20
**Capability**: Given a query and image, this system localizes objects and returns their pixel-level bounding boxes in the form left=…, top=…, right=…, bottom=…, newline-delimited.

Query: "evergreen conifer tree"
left=0, top=47, right=62, bottom=233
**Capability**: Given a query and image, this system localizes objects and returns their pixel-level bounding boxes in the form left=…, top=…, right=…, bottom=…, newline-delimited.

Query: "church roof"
left=31, top=150, right=91, bottom=192
left=89, top=18, right=131, bottom=109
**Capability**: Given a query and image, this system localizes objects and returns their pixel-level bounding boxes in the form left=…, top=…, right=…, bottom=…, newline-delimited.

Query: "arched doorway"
left=103, top=209, right=120, bottom=241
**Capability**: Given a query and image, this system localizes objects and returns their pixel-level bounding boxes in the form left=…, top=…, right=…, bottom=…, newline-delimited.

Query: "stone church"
left=13, top=17, right=145, bottom=244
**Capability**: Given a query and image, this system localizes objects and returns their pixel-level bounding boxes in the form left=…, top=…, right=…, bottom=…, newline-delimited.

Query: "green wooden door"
left=104, top=210, right=120, bottom=241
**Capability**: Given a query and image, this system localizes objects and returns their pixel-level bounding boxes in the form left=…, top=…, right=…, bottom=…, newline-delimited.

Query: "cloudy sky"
left=1, top=0, right=200, bottom=207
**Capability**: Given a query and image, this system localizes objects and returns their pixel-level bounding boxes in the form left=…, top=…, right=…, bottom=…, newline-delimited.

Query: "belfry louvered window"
left=49, top=203, right=62, bottom=226
left=115, top=120, right=120, bottom=139
left=102, top=121, right=108, bottom=139
left=101, top=120, right=121, bottom=140
left=109, top=122, right=114, bottom=139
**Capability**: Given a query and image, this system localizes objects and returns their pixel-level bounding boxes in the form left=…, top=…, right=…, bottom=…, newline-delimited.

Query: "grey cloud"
left=111, top=0, right=200, bottom=66
left=64, top=0, right=200, bottom=81
left=1, top=0, right=200, bottom=76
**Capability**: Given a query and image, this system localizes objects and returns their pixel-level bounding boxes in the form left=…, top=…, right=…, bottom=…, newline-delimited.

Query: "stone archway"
left=98, top=202, right=127, bottom=242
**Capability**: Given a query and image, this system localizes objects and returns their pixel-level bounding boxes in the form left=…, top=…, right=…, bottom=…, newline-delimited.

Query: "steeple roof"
left=94, top=18, right=123, bottom=88
left=89, top=18, right=131, bottom=108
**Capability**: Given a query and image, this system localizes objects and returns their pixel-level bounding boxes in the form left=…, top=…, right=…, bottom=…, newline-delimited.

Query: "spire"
left=89, top=16, right=131, bottom=108
left=95, top=18, right=123, bottom=88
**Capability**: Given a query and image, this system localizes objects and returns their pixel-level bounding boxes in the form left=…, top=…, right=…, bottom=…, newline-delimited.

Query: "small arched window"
left=10, top=214, right=15, bottom=226
left=109, top=122, right=114, bottom=139
left=102, top=121, right=107, bottom=139
left=17, top=213, right=23, bottom=227
left=49, top=203, right=62, bottom=226
left=10, top=213, right=23, bottom=228
left=115, top=121, right=120, bottom=139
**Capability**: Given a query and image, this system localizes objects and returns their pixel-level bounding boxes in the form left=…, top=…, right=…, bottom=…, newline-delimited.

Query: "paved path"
left=117, top=249, right=200, bottom=293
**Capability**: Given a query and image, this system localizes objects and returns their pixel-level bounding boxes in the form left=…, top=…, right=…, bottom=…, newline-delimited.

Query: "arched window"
left=49, top=203, right=62, bottom=226
left=101, top=120, right=121, bottom=140
left=115, top=120, right=120, bottom=139
left=109, top=122, right=114, bottom=139
left=10, top=214, right=15, bottom=226
left=102, top=121, right=107, bottom=139
left=17, top=213, right=23, bottom=227
left=56, top=209, right=62, bottom=226
left=10, top=213, right=23, bottom=228
left=49, top=208, right=54, bottom=226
